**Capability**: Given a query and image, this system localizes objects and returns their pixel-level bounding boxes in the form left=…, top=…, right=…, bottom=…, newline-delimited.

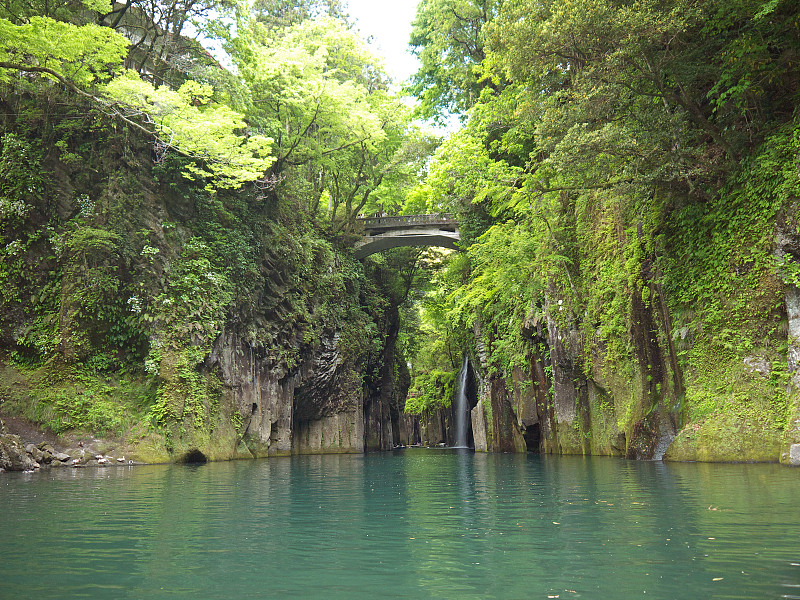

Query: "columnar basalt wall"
left=212, top=329, right=365, bottom=458
left=468, top=278, right=681, bottom=459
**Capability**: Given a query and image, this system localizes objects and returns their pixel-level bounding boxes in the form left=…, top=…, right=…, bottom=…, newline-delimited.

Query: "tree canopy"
left=408, top=0, right=504, bottom=122
left=401, top=0, right=800, bottom=427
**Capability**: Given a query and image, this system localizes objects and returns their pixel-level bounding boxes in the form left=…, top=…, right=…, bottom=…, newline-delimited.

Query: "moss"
left=0, top=358, right=241, bottom=464
left=556, top=420, right=585, bottom=454
left=128, top=431, right=171, bottom=464
left=244, top=435, right=271, bottom=458
left=780, top=387, right=800, bottom=464
left=0, top=359, right=156, bottom=438
left=665, top=410, right=783, bottom=462
left=587, top=385, right=626, bottom=456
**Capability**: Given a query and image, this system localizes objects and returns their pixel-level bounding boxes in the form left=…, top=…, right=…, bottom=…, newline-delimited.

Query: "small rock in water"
left=117, top=457, right=125, bottom=462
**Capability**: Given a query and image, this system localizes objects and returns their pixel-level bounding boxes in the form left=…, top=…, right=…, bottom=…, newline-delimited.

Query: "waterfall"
left=453, top=355, right=469, bottom=448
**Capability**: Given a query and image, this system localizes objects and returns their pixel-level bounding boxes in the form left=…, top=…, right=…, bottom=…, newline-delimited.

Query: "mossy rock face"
left=128, top=432, right=171, bottom=464
left=587, top=400, right=626, bottom=456
left=556, top=421, right=585, bottom=454
left=780, top=390, right=800, bottom=464
left=234, top=440, right=256, bottom=459
left=243, top=437, right=271, bottom=459
left=664, top=412, right=783, bottom=462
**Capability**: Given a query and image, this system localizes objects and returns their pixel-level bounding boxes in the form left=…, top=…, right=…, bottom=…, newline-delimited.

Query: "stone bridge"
left=354, top=214, right=460, bottom=259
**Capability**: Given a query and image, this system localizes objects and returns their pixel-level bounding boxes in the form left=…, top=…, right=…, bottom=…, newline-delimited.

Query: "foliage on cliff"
left=406, top=0, right=800, bottom=459
left=0, top=0, right=429, bottom=456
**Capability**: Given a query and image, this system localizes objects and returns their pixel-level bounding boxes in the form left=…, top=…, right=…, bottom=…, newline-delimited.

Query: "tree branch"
left=0, top=61, right=157, bottom=137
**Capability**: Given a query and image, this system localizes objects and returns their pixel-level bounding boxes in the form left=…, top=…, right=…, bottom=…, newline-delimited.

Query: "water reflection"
left=1, top=454, right=799, bottom=599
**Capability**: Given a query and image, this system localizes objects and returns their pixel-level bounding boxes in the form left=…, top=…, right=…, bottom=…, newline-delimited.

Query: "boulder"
left=790, top=444, right=800, bottom=466
left=54, top=452, right=71, bottom=462
left=26, top=444, right=45, bottom=463
left=37, top=442, right=55, bottom=454
left=0, top=434, right=39, bottom=471
left=66, top=448, right=85, bottom=460
left=743, top=356, right=771, bottom=378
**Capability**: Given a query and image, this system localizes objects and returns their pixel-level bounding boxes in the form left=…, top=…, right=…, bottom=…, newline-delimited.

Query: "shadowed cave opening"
left=180, top=449, right=208, bottom=464
left=524, top=423, right=541, bottom=453
left=462, top=360, right=477, bottom=448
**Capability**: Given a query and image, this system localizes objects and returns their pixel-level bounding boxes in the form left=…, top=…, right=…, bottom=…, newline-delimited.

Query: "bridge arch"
left=354, top=214, right=460, bottom=259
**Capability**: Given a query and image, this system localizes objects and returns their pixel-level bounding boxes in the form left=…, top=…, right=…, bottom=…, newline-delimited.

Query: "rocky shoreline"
left=0, top=417, right=136, bottom=473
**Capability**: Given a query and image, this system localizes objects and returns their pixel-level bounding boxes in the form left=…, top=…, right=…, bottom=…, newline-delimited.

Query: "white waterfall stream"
left=453, top=355, right=469, bottom=448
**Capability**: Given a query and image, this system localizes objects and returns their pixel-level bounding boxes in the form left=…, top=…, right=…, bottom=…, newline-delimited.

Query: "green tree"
left=485, top=0, right=800, bottom=193
left=0, top=17, right=129, bottom=88
left=250, top=0, right=346, bottom=29
left=226, top=14, right=432, bottom=227
left=0, top=0, right=107, bottom=23
left=103, top=0, right=234, bottom=86
left=407, top=0, right=504, bottom=122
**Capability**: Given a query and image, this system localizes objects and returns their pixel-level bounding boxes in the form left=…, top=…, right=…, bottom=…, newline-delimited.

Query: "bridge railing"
left=357, top=214, right=457, bottom=229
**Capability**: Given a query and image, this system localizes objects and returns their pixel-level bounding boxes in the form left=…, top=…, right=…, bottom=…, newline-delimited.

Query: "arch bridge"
left=354, top=214, right=460, bottom=259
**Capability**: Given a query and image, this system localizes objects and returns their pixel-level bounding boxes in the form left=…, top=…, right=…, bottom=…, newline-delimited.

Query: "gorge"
left=1, top=0, right=800, bottom=471
left=2, top=2, right=800, bottom=596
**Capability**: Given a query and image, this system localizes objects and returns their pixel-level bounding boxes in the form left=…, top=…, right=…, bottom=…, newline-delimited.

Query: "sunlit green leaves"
left=408, top=0, right=502, bottom=121
left=235, top=15, right=385, bottom=147
left=226, top=13, right=428, bottom=224
left=0, top=17, right=129, bottom=87
left=105, top=73, right=274, bottom=189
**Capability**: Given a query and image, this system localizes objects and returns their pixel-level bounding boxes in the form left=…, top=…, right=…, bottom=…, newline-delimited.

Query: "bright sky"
left=346, top=0, right=421, bottom=84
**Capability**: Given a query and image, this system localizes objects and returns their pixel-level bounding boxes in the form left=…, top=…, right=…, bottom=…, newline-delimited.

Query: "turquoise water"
left=1, top=451, right=799, bottom=599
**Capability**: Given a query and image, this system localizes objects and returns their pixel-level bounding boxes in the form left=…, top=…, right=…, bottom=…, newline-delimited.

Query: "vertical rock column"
left=470, top=322, right=526, bottom=452
left=216, top=335, right=294, bottom=458
left=774, top=211, right=800, bottom=465
left=783, top=285, right=800, bottom=465
left=544, top=294, right=590, bottom=454
left=215, top=329, right=365, bottom=458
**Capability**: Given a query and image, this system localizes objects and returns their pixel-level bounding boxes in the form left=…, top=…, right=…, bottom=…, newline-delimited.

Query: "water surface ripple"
left=1, top=451, right=798, bottom=599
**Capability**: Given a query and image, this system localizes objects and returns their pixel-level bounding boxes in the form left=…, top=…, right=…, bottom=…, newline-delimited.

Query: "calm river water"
left=1, top=450, right=799, bottom=599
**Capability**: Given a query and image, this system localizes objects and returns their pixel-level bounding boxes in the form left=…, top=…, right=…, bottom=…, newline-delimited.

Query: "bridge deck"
left=358, top=214, right=457, bottom=231
left=354, top=214, right=460, bottom=259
